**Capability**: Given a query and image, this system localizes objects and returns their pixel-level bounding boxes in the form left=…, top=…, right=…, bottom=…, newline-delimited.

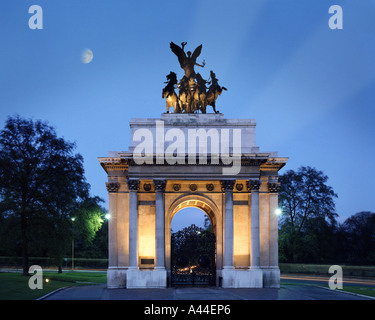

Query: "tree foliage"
left=0, top=115, right=103, bottom=274
left=339, top=211, right=375, bottom=264
left=278, top=167, right=375, bottom=264
left=278, top=166, right=338, bottom=262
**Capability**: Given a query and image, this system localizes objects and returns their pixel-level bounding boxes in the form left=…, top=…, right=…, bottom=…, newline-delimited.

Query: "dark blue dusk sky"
left=1, top=1, right=375, bottom=231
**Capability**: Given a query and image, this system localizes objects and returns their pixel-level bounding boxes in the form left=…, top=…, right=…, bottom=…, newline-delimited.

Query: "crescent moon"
left=81, top=49, right=93, bottom=64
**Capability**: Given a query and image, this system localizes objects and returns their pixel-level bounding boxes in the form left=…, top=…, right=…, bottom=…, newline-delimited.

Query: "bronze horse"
left=205, top=71, right=227, bottom=114
left=162, top=72, right=180, bottom=113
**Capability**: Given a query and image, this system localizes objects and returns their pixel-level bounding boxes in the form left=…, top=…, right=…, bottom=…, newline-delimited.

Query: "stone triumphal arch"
left=99, top=113, right=287, bottom=289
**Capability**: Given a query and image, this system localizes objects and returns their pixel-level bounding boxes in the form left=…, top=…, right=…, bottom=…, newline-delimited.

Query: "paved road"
left=42, top=283, right=373, bottom=300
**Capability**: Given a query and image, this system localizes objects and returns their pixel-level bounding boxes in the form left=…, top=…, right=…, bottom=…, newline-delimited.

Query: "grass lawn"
left=0, top=271, right=106, bottom=300
left=337, top=286, right=375, bottom=298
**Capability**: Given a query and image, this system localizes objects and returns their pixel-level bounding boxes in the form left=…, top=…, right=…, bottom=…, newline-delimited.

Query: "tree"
left=340, top=211, right=375, bottom=264
left=203, top=215, right=212, bottom=232
left=46, top=196, right=104, bottom=273
left=278, top=166, right=338, bottom=262
left=0, top=115, right=96, bottom=275
left=71, top=196, right=106, bottom=260
left=73, top=197, right=105, bottom=245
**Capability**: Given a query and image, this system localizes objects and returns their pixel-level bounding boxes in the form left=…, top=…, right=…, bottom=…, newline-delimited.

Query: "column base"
left=221, top=268, right=263, bottom=288
left=126, top=268, right=167, bottom=288
left=262, top=267, right=280, bottom=288
left=107, top=267, right=127, bottom=289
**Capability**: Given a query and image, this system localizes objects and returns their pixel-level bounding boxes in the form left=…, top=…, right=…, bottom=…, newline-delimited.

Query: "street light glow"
left=275, top=208, right=282, bottom=216
left=105, top=213, right=111, bottom=220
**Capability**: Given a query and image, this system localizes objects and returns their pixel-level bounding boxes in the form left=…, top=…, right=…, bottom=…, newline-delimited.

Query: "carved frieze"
left=189, top=184, right=198, bottom=191
left=143, top=183, right=152, bottom=192
left=206, top=183, right=214, bottom=191
left=235, top=183, right=243, bottom=191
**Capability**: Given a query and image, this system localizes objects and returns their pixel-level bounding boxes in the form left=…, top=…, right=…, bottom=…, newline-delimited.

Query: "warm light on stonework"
left=139, top=236, right=156, bottom=259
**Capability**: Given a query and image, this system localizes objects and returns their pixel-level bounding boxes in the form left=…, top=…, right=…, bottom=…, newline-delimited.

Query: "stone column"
left=153, top=179, right=166, bottom=269
left=268, top=182, right=281, bottom=267
left=248, top=179, right=261, bottom=269
left=106, top=182, right=120, bottom=269
left=221, top=180, right=236, bottom=269
left=127, top=179, right=140, bottom=269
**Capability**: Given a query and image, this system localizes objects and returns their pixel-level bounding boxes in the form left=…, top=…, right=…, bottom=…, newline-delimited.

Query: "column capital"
left=221, top=179, right=236, bottom=192
left=127, top=178, right=140, bottom=191
left=247, top=179, right=261, bottom=191
left=106, top=182, right=120, bottom=193
left=268, top=182, right=281, bottom=193
left=153, top=179, right=166, bottom=191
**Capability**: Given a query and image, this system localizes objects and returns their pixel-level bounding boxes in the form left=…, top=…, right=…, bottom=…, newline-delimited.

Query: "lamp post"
left=71, top=217, right=76, bottom=270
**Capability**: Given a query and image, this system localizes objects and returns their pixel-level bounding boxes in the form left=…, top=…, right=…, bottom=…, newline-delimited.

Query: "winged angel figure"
left=170, top=42, right=205, bottom=79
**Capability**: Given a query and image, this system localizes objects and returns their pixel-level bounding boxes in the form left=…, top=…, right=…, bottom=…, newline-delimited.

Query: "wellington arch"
left=98, top=41, right=287, bottom=289
left=98, top=113, right=288, bottom=289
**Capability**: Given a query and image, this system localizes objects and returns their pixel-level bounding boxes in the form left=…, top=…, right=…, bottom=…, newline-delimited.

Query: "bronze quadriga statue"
left=162, top=42, right=227, bottom=114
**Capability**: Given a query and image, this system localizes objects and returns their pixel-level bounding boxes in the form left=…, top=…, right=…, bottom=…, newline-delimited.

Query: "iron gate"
left=171, top=225, right=216, bottom=286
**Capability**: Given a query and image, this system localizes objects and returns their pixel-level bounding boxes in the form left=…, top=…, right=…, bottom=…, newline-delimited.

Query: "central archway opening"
left=171, top=207, right=209, bottom=233
left=170, top=207, right=216, bottom=286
